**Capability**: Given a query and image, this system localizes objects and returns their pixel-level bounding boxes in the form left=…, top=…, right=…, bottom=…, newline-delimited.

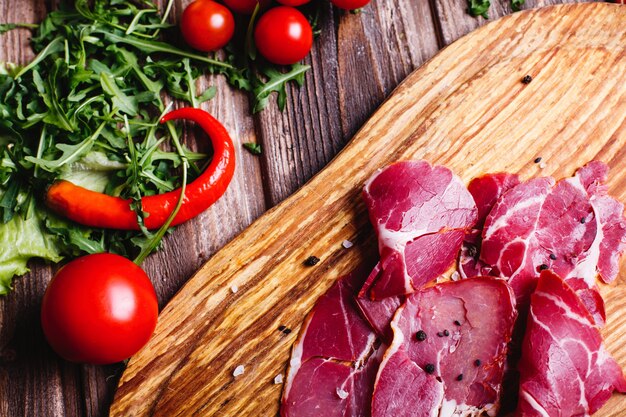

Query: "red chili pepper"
left=46, top=108, right=236, bottom=230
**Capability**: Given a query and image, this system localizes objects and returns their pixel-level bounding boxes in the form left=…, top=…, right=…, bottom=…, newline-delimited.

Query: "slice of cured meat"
left=281, top=271, right=381, bottom=417
left=515, top=270, right=626, bottom=417
left=355, top=263, right=404, bottom=342
left=283, top=351, right=382, bottom=417
left=566, top=162, right=626, bottom=285
left=480, top=162, right=626, bottom=315
left=459, top=173, right=521, bottom=279
left=372, top=333, right=444, bottom=417
left=362, top=161, right=477, bottom=299
left=372, top=277, right=517, bottom=416
left=469, top=172, right=522, bottom=230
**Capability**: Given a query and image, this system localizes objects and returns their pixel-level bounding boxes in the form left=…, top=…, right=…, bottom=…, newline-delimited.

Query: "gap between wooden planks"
left=111, top=3, right=626, bottom=416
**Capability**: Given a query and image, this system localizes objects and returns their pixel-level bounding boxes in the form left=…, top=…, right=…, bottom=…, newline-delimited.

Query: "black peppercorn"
left=304, top=256, right=320, bottom=266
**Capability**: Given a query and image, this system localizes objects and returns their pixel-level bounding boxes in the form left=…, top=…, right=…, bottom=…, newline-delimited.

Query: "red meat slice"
left=354, top=264, right=403, bottom=342
left=283, top=351, right=382, bottom=417
left=515, top=271, right=626, bottom=416
left=459, top=173, right=521, bottom=279
left=372, top=337, right=444, bottom=417
left=296, top=274, right=376, bottom=363
left=361, top=161, right=477, bottom=299
left=479, top=162, right=626, bottom=318
left=470, top=172, right=522, bottom=229
left=372, top=277, right=517, bottom=416
left=281, top=271, right=381, bottom=417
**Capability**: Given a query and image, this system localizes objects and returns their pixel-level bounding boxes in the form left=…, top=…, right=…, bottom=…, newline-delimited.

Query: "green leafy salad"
left=0, top=0, right=309, bottom=294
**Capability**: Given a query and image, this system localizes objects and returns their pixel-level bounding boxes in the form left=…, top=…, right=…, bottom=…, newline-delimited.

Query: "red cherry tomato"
left=222, top=0, right=270, bottom=14
left=276, top=0, right=311, bottom=6
left=330, top=0, right=371, bottom=9
left=254, top=6, right=313, bottom=65
left=180, top=0, right=235, bottom=52
left=41, top=253, right=158, bottom=365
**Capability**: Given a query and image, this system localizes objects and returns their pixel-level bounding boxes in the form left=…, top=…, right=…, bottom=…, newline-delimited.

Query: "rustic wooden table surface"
left=0, top=0, right=592, bottom=415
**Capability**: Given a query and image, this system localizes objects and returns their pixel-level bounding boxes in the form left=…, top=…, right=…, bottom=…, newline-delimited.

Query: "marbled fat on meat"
left=459, top=173, right=520, bottom=279
left=479, top=162, right=626, bottom=320
left=516, top=271, right=626, bottom=417
left=362, top=161, right=477, bottom=299
left=372, top=278, right=517, bottom=416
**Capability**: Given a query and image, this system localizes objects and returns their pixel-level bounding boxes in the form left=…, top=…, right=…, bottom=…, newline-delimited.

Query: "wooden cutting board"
left=110, top=3, right=626, bottom=416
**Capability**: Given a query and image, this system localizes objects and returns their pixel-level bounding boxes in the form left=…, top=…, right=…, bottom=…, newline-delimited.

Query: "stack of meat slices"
left=282, top=160, right=626, bottom=417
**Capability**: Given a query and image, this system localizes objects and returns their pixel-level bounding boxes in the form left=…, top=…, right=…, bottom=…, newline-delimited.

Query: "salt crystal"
left=342, top=240, right=354, bottom=249
left=230, top=285, right=239, bottom=293
left=233, top=365, right=245, bottom=377
left=451, top=271, right=460, bottom=281
left=336, top=388, right=349, bottom=399
left=539, top=162, right=547, bottom=169
left=274, top=374, right=284, bottom=384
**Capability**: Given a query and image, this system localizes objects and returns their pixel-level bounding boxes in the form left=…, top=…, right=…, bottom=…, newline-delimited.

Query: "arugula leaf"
left=0, top=23, right=38, bottom=35
left=253, top=64, right=310, bottom=113
left=14, top=37, right=65, bottom=79
left=45, top=215, right=106, bottom=255
left=511, top=0, right=525, bottom=11
left=100, top=72, right=139, bottom=116
left=25, top=120, right=107, bottom=171
left=243, top=142, right=262, bottom=155
left=468, top=0, right=490, bottom=18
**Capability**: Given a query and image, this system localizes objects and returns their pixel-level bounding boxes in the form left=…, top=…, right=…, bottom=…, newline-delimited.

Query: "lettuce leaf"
left=0, top=210, right=62, bottom=294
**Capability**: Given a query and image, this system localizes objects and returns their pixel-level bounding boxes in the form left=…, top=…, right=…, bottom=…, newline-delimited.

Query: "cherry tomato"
left=222, top=0, right=270, bottom=14
left=330, top=0, right=371, bottom=9
left=41, top=253, right=158, bottom=364
left=254, top=7, right=313, bottom=65
left=180, top=0, right=235, bottom=52
left=276, top=0, right=311, bottom=6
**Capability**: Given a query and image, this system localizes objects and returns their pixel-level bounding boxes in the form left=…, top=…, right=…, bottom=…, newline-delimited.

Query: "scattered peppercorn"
left=522, top=75, right=533, bottom=84
left=454, top=320, right=461, bottom=326
left=303, top=256, right=320, bottom=266
left=282, top=328, right=292, bottom=335
left=416, top=330, right=427, bottom=341
left=278, top=325, right=286, bottom=331
left=549, top=253, right=557, bottom=260
left=534, top=156, right=542, bottom=163
left=443, top=330, right=450, bottom=337
left=474, top=359, right=481, bottom=366
left=424, top=364, right=435, bottom=374
left=456, top=374, right=464, bottom=381
left=580, top=217, right=586, bottom=224
left=539, top=264, right=549, bottom=271
left=437, top=332, right=444, bottom=337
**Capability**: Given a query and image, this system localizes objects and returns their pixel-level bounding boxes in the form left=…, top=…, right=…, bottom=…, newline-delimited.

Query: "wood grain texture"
left=111, top=3, right=626, bottom=416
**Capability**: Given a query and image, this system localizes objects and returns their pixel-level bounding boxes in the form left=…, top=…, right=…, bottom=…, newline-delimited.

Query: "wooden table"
left=0, top=0, right=592, bottom=415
